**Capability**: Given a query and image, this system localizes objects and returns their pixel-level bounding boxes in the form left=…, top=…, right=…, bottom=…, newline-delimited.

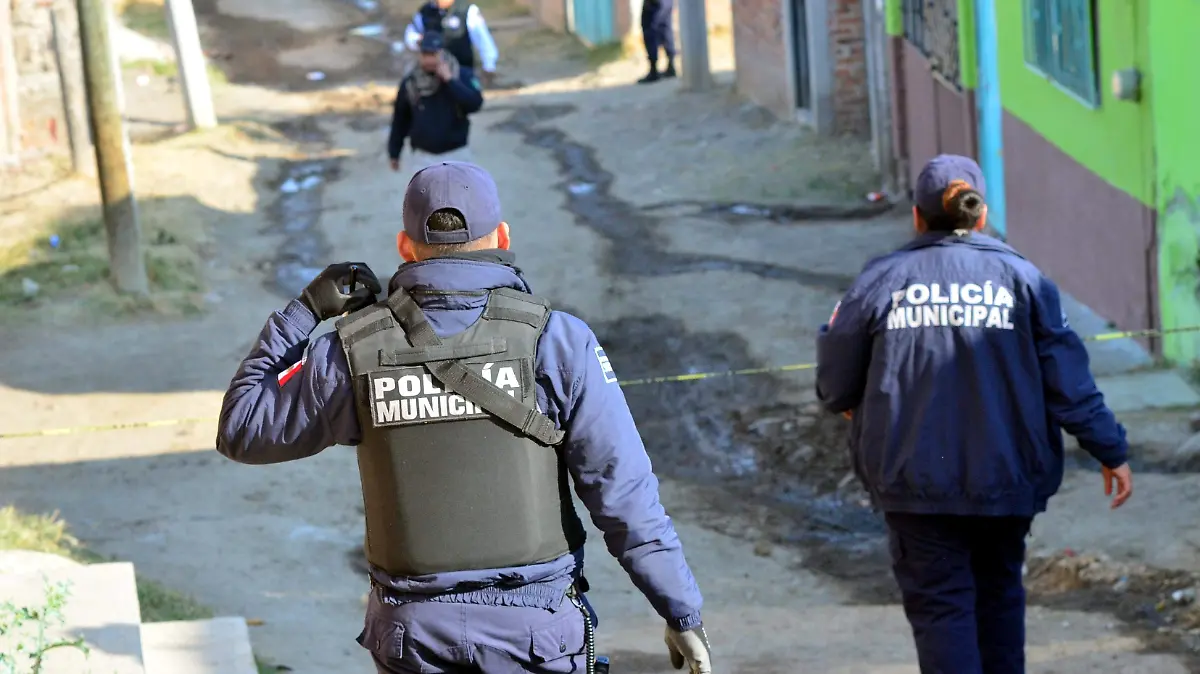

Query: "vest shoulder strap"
left=482, top=287, right=551, bottom=329
left=335, top=303, right=395, bottom=348
left=385, top=288, right=564, bottom=446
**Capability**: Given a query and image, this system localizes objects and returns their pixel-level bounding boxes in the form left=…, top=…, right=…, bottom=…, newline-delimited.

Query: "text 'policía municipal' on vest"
left=368, top=362, right=522, bottom=426
left=334, top=286, right=586, bottom=577
left=886, top=281, right=1016, bottom=332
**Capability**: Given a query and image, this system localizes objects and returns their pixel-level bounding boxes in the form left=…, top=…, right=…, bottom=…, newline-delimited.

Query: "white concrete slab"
left=141, top=617, right=258, bottom=674
left=0, top=562, right=144, bottom=674
left=0, top=550, right=82, bottom=575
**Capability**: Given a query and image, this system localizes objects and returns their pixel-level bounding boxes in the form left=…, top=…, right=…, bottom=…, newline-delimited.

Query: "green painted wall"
left=1149, top=2, right=1200, bottom=363
left=996, top=0, right=1154, bottom=206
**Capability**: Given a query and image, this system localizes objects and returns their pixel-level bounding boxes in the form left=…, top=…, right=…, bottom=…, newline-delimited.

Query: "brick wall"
left=731, top=0, right=790, bottom=118
left=828, top=0, right=868, bottom=136
left=732, top=0, right=870, bottom=137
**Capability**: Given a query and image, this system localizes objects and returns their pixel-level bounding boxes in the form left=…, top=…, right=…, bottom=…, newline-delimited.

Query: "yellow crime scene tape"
left=2, top=325, right=1198, bottom=441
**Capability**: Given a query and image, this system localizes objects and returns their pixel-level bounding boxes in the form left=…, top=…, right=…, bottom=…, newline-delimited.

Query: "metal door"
left=791, top=0, right=811, bottom=110
left=570, top=0, right=614, bottom=46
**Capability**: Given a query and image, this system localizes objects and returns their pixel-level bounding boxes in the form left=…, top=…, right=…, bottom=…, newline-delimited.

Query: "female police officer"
left=814, top=154, right=1134, bottom=673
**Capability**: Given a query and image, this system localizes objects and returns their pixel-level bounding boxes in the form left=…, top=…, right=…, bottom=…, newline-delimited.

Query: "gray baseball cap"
left=402, top=161, right=503, bottom=244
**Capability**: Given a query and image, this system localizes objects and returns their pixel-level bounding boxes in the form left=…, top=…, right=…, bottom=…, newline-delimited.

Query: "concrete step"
left=1060, top=292, right=1154, bottom=377
left=141, top=617, right=258, bottom=674
left=0, top=561, right=145, bottom=673
left=1096, top=369, right=1200, bottom=414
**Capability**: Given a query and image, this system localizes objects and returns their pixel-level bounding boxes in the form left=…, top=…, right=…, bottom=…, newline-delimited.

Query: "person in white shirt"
left=404, top=0, right=499, bottom=86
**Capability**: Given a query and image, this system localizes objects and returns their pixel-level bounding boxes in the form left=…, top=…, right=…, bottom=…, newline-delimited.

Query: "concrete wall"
left=996, top=0, right=1157, bottom=342
left=11, top=0, right=73, bottom=159
left=516, top=0, right=568, bottom=33
left=731, top=0, right=789, bottom=117
left=1149, top=1, right=1200, bottom=364
left=731, top=0, right=870, bottom=136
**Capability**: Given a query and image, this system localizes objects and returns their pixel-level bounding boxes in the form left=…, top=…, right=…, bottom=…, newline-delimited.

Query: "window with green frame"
left=1023, top=0, right=1100, bottom=106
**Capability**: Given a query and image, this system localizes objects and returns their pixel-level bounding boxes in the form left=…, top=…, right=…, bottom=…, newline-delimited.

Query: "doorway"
left=790, top=0, right=811, bottom=110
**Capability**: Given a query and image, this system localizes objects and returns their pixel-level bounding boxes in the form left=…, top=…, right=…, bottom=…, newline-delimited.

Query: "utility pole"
left=164, top=0, right=216, bottom=129
left=862, top=0, right=897, bottom=194
left=51, top=3, right=94, bottom=176
left=677, top=0, right=712, bottom=91
left=76, top=0, right=149, bottom=294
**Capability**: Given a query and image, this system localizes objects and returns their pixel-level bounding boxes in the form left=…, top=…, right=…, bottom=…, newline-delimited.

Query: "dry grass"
left=119, top=0, right=170, bottom=40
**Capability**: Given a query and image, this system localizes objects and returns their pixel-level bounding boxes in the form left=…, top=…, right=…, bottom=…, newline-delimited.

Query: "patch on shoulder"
left=1061, top=309, right=1070, bottom=329
left=594, top=346, right=618, bottom=384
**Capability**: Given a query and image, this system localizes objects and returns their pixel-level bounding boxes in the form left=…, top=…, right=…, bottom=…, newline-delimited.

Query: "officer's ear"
left=397, top=232, right=418, bottom=262
left=912, top=206, right=927, bottom=234
left=496, top=222, right=511, bottom=251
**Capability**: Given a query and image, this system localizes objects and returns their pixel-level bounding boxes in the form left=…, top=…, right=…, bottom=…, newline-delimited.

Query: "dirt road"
left=0, top=0, right=1196, bottom=671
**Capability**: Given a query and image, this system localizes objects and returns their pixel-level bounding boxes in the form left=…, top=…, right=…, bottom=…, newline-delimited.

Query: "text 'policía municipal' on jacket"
left=815, top=232, right=1128, bottom=518
left=214, top=254, right=704, bottom=633
left=388, top=67, right=484, bottom=159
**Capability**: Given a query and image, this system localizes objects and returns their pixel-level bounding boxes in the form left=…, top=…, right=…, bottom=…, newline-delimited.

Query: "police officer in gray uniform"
left=216, top=161, right=713, bottom=674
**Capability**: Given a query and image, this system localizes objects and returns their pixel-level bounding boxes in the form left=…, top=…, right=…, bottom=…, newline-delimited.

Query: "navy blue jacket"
left=387, top=67, right=484, bottom=159
left=815, top=232, right=1128, bottom=517
left=216, top=256, right=703, bottom=631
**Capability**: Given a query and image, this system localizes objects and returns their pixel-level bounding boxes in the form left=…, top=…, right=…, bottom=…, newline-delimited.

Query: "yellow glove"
left=665, top=625, right=712, bottom=674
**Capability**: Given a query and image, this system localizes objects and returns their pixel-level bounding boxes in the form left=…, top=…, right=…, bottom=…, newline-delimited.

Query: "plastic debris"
left=1112, top=576, right=1130, bottom=592
left=729, top=204, right=769, bottom=217
left=354, top=0, right=378, bottom=10
left=49, top=234, right=60, bottom=249
left=279, top=178, right=301, bottom=193
left=567, top=182, right=595, bottom=195
left=349, top=24, right=386, bottom=37
left=866, top=191, right=888, bottom=202
left=20, top=278, right=39, bottom=298
left=298, top=175, right=322, bottom=190
left=305, top=71, right=326, bottom=81
left=1172, top=588, right=1196, bottom=605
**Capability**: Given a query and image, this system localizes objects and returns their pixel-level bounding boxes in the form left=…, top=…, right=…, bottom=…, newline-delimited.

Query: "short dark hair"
left=417, top=208, right=477, bottom=256
left=918, top=184, right=986, bottom=232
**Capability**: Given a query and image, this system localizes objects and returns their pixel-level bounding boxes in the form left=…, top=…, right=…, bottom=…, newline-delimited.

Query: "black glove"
left=299, top=262, right=381, bottom=321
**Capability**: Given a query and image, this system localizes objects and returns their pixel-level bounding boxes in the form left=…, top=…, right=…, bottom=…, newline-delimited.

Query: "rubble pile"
left=1026, top=549, right=1200, bottom=652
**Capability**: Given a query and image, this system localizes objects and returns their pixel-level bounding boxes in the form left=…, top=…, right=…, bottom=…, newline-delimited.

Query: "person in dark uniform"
left=388, top=32, right=483, bottom=175
left=403, top=0, right=499, bottom=85
left=639, top=0, right=676, bottom=84
left=215, top=161, right=713, bottom=674
left=815, top=154, right=1134, bottom=673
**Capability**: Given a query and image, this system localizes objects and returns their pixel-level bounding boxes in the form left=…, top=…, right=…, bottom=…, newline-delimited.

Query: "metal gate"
left=898, top=0, right=977, bottom=188
left=569, top=0, right=614, bottom=47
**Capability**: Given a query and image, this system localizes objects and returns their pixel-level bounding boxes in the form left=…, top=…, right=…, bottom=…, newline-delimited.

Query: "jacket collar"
left=898, top=230, right=1026, bottom=259
left=386, top=250, right=533, bottom=311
